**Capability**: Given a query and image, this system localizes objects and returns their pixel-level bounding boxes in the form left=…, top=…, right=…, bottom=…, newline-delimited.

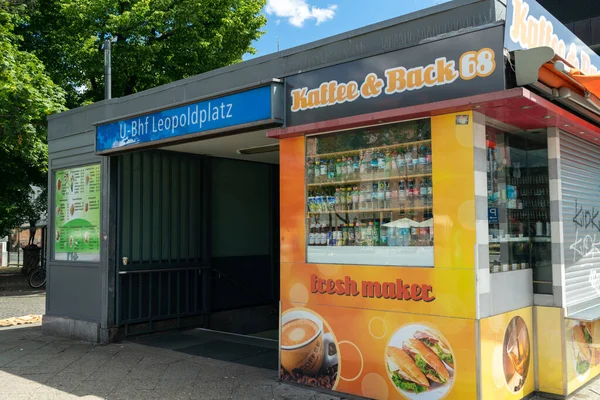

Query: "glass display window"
left=486, top=128, right=552, bottom=292
left=305, top=119, right=433, bottom=267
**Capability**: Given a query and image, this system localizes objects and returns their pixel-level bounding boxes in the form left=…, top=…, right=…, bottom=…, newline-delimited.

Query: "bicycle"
left=28, top=261, right=46, bottom=289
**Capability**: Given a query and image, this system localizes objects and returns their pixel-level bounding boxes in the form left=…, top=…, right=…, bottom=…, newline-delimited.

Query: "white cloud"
left=266, top=0, right=337, bottom=27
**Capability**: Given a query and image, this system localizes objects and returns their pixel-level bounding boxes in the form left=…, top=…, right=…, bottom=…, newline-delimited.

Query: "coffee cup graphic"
left=281, top=310, right=338, bottom=376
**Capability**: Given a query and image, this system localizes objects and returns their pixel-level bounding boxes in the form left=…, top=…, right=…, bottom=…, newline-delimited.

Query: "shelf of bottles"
left=486, top=130, right=552, bottom=275
left=305, top=120, right=434, bottom=267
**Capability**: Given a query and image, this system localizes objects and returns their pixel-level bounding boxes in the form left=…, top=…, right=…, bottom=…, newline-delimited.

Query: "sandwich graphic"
left=386, top=346, right=430, bottom=394
left=402, top=338, right=450, bottom=384
left=573, top=323, right=593, bottom=375
left=414, top=328, right=454, bottom=369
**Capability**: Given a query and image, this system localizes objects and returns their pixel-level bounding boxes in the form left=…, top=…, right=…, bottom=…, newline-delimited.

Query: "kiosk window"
left=486, top=129, right=552, bottom=293
left=305, top=119, right=433, bottom=267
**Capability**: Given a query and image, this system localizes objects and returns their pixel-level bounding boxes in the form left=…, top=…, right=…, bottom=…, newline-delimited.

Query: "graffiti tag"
left=573, top=199, right=600, bottom=231
left=570, top=230, right=600, bottom=262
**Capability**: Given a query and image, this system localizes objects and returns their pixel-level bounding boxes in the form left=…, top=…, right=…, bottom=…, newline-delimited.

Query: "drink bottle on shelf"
left=419, top=179, right=427, bottom=206
left=352, top=186, right=359, bottom=210
left=391, top=150, right=399, bottom=174
left=327, top=224, right=334, bottom=246
left=372, top=183, right=378, bottom=210
left=377, top=181, right=385, bottom=209
left=398, top=180, right=406, bottom=207
left=384, top=181, right=391, bottom=208
left=309, top=222, right=316, bottom=246
left=360, top=221, right=368, bottom=246
left=405, top=147, right=413, bottom=174
left=377, top=151, right=385, bottom=176
left=374, top=221, right=381, bottom=246
left=341, top=157, right=348, bottom=178
left=307, top=158, right=315, bottom=183
left=336, top=158, right=343, bottom=180
left=320, top=223, right=328, bottom=246
left=320, top=159, right=327, bottom=181
left=397, top=147, right=406, bottom=176
left=327, top=159, right=335, bottom=182
left=426, top=178, right=433, bottom=206
left=360, top=151, right=367, bottom=177
left=370, top=152, right=378, bottom=178
left=411, top=145, right=419, bottom=173
left=346, top=186, right=353, bottom=211
left=334, top=188, right=342, bottom=211
left=407, top=179, right=414, bottom=205
left=384, top=152, right=392, bottom=176
left=342, top=224, right=349, bottom=246
left=353, top=155, right=360, bottom=178
left=314, top=159, right=321, bottom=182
left=426, top=146, right=432, bottom=173
left=345, top=158, right=353, bottom=180
left=348, top=223, right=356, bottom=246
left=354, top=218, right=362, bottom=244
left=366, top=222, right=374, bottom=246
left=419, top=146, right=427, bottom=174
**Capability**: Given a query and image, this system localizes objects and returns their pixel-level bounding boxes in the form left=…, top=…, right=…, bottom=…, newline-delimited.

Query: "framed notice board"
left=54, top=164, right=101, bottom=262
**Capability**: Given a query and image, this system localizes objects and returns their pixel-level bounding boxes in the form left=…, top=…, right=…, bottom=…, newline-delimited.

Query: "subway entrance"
left=114, top=130, right=280, bottom=348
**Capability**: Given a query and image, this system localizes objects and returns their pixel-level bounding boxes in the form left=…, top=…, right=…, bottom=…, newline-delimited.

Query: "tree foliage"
left=17, top=0, right=267, bottom=108
left=0, top=1, right=65, bottom=238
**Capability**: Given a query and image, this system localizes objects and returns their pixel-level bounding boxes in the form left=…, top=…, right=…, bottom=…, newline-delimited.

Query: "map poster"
left=54, top=164, right=101, bottom=261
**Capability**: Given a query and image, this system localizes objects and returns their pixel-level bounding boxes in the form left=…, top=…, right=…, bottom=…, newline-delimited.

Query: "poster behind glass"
left=54, top=164, right=101, bottom=262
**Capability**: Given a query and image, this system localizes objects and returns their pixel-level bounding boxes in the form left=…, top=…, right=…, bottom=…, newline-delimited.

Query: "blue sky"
left=245, top=0, right=452, bottom=59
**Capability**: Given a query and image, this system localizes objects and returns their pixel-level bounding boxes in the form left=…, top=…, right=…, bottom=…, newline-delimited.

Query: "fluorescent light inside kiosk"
left=236, top=144, right=280, bottom=155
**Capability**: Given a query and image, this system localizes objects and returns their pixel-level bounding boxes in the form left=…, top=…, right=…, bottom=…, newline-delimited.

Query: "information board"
left=54, top=164, right=101, bottom=261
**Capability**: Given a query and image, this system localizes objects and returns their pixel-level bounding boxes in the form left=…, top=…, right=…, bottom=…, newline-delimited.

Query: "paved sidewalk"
left=0, top=294, right=45, bottom=320
left=0, top=325, right=345, bottom=400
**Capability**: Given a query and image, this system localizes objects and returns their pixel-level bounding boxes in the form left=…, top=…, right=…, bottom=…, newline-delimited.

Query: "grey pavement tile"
left=230, top=383, right=274, bottom=400
left=72, top=378, right=125, bottom=398
left=106, top=387, right=156, bottom=400
left=35, top=342, right=79, bottom=355
left=0, top=372, right=50, bottom=394
left=161, top=360, right=203, bottom=380
left=42, top=372, right=91, bottom=392
left=126, top=362, right=168, bottom=381
left=4, top=353, right=55, bottom=368
left=152, top=378, right=201, bottom=399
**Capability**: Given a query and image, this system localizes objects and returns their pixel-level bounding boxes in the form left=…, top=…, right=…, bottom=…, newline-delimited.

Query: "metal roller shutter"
left=561, top=132, right=600, bottom=310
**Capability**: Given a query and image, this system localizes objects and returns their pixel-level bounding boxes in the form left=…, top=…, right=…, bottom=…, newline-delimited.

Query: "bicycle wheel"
left=29, top=269, right=46, bottom=288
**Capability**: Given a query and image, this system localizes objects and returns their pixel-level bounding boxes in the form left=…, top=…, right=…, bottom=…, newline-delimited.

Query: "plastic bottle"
left=321, top=223, right=328, bottom=246
left=355, top=220, right=362, bottom=245
left=340, top=157, right=347, bottom=179
left=399, top=180, right=406, bottom=207
left=407, top=179, right=414, bottom=204
left=334, top=188, right=341, bottom=211
left=374, top=221, right=381, bottom=246
left=314, top=160, right=321, bottom=182
left=420, top=179, right=427, bottom=206
left=384, top=181, right=391, bottom=209
left=366, top=221, right=374, bottom=246
left=371, top=152, right=378, bottom=177
left=307, top=158, right=315, bottom=183
left=384, top=152, right=392, bottom=176
left=335, top=158, right=343, bottom=181
left=372, top=183, right=379, bottom=210
left=327, top=224, right=334, bottom=246
left=426, top=146, right=432, bottom=173
left=405, top=147, right=413, bottom=173
left=348, top=223, right=356, bottom=246
left=360, top=222, right=368, bottom=246
left=377, top=181, right=385, bottom=209
left=342, top=224, right=349, bottom=246
left=353, top=155, right=360, bottom=178
left=340, top=187, right=347, bottom=211
left=336, top=225, right=343, bottom=246
left=419, top=146, right=427, bottom=173
left=346, top=187, right=353, bottom=211
left=346, top=158, right=353, bottom=180
left=390, top=181, right=399, bottom=208
left=319, top=160, right=327, bottom=181
left=325, top=159, right=333, bottom=182
left=397, top=148, right=405, bottom=175
left=380, top=223, right=388, bottom=247
left=401, top=227, right=409, bottom=246
left=352, top=186, right=359, bottom=210
left=359, top=151, right=367, bottom=177
left=309, top=223, right=316, bottom=246
left=411, top=145, right=419, bottom=173
left=377, top=151, right=385, bottom=174
left=427, top=178, right=433, bottom=206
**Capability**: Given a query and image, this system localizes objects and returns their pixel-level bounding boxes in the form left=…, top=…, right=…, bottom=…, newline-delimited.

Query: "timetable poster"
left=54, top=164, right=101, bottom=261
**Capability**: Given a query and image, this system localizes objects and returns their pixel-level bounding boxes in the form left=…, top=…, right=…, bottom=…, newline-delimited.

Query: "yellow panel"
left=431, top=112, right=476, bottom=270
left=479, top=307, right=535, bottom=400
left=535, top=306, right=565, bottom=396
left=565, top=318, right=600, bottom=394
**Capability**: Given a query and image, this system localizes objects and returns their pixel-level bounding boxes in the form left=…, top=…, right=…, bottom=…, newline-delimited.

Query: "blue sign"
left=489, top=207, right=499, bottom=224
left=505, top=0, right=600, bottom=75
left=96, top=85, right=275, bottom=153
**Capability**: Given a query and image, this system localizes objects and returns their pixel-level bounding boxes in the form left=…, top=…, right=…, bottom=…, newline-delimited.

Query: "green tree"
left=0, top=2, right=66, bottom=238
left=17, top=0, right=267, bottom=108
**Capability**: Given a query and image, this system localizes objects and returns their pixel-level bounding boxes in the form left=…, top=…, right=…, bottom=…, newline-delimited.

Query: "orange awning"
left=565, top=69, right=600, bottom=99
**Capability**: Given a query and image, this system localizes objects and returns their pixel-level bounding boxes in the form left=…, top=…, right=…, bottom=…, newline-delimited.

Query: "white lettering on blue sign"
left=96, top=86, right=272, bottom=153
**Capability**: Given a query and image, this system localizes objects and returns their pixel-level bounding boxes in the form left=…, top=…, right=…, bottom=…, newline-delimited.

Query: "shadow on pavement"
left=0, top=325, right=341, bottom=399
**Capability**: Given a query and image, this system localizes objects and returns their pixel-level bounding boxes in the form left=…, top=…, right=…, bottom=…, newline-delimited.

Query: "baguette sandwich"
left=386, top=346, right=430, bottom=394
left=573, top=323, right=593, bottom=375
left=403, top=338, right=450, bottom=384
left=414, top=328, right=454, bottom=369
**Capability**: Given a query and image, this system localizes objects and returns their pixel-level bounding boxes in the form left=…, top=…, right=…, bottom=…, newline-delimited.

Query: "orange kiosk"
left=269, top=1, right=600, bottom=398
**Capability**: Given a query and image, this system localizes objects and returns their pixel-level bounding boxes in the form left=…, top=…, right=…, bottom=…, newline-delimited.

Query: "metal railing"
left=116, top=265, right=206, bottom=334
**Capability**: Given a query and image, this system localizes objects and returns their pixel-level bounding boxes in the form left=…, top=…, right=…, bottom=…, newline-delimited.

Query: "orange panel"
left=280, top=136, right=306, bottom=264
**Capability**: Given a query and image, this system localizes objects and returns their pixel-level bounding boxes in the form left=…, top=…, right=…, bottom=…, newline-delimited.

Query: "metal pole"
left=104, top=40, right=112, bottom=100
